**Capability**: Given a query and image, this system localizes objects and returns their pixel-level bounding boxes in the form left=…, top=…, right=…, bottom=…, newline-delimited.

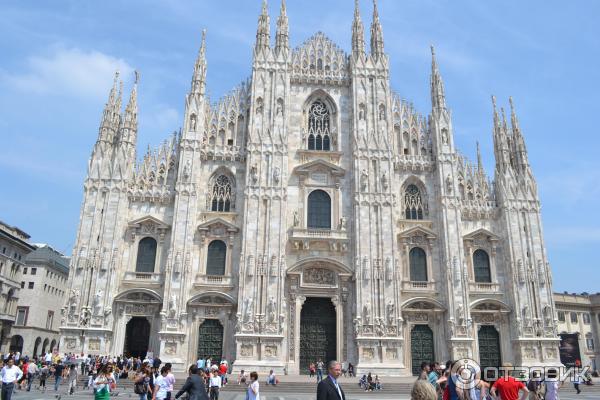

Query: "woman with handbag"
left=93, top=365, right=112, bottom=400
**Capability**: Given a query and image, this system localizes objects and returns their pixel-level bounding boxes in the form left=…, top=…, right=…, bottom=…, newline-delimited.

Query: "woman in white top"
left=152, top=366, right=170, bottom=400
left=247, top=372, right=259, bottom=400
left=544, top=368, right=562, bottom=400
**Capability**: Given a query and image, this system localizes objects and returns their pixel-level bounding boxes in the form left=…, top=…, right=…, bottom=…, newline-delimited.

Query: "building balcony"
left=122, top=271, right=163, bottom=287
left=193, top=274, right=234, bottom=289
left=402, top=281, right=436, bottom=292
left=469, top=282, right=501, bottom=294
left=289, top=227, right=349, bottom=253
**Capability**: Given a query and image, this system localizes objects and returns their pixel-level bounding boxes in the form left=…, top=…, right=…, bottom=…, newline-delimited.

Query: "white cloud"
left=1, top=47, right=134, bottom=100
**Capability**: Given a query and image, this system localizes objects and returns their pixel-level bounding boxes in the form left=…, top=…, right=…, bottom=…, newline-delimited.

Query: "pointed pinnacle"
left=262, top=0, right=268, bottom=14
left=134, top=70, right=140, bottom=85
left=373, top=0, right=379, bottom=19
left=354, top=0, right=360, bottom=17
left=200, top=29, right=207, bottom=55
left=476, top=141, right=483, bottom=170
left=280, top=0, right=286, bottom=14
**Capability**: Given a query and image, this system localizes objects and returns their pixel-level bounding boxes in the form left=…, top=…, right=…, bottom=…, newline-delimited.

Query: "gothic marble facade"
left=61, top=0, right=561, bottom=375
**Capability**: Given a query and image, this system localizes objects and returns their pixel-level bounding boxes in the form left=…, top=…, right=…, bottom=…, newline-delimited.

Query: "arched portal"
left=478, top=325, right=501, bottom=375
left=9, top=335, right=24, bottom=353
left=50, top=339, right=57, bottom=352
left=124, top=317, right=151, bottom=358
left=33, top=337, right=42, bottom=357
left=299, top=297, right=336, bottom=373
left=410, top=325, right=434, bottom=376
left=42, top=338, right=49, bottom=354
left=197, top=319, right=224, bottom=363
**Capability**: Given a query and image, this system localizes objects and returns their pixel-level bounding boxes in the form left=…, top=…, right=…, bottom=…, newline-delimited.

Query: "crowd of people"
left=411, top=359, right=595, bottom=400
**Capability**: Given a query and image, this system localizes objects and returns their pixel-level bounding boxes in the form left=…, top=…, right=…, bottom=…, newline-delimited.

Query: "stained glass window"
left=135, top=237, right=157, bottom=273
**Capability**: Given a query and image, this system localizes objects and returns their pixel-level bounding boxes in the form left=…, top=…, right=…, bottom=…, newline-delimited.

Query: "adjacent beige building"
left=0, top=220, right=36, bottom=353
left=11, top=244, right=69, bottom=356
left=554, top=292, right=600, bottom=372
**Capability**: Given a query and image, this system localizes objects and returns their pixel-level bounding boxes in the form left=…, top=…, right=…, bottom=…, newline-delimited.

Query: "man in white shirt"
left=44, top=352, right=52, bottom=364
left=1, top=358, right=23, bottom=400
left=26, top=360, right=38, bottom=391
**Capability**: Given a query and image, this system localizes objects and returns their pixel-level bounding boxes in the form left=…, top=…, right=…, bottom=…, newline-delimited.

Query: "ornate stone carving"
left=363, top=347, right=374, bottom=360
left=240, top=344, right=253, bottom=357
left=88, top=339, right=100, bottom=352
left=264, top=345, right=278, bottom=358
left=386, top=348, right=398, bottom=360
left=303, top=268, right=335, bottom=285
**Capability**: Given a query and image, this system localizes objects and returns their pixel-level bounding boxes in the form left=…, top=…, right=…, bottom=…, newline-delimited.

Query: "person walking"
left=39, top=363, right=49, bottom=392
left=573, top=370, right=582, bottom=394
left=93, top=365, right=112, bottom=400
left=544, top=368, right=562, bottom=400
left=208, top=370, right=221, bottom=400
left=134, top=366, right=150, bottom=400
left=316, top=361, right=345, bottom=400
left=247, top=372, right=260, bottom=400
left=1, top=358, right=23, bottom=400
left=152, top=366, right=170, bottom=400
left=309, top=363, right=316, bottom=378
left=316, top=360, right=324, bottom=383
left=52, top=359, right=65, bottom=392
left=26, top=359, right=37, bottom=392
left=175, top=366, right=209, bottom=400
left=67, top=363, right=78, bottom=395
left=164, top=363, right=175, bottom=400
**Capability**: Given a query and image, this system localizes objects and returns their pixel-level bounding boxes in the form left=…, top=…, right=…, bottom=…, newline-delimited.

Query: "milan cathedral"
left=60, top=0, right=560, bottom=375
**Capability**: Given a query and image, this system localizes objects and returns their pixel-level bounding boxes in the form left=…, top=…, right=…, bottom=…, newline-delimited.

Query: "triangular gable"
left=463, top=228, right=500, bottom=241
left=197, top=217, right=239, bottom=233
left=293, top=159, right=346, bottom=177
left=398, top=225, right=437, bottom=239
left=128, top=215, right=170, bottom=229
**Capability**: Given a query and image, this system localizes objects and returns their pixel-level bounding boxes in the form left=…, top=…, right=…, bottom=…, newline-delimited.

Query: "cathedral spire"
left=275, top=0, right=289, bottom=54
left=476, top=141, right=483, bottom=173
left=492, top=96, right=510, bottom=174
left=255, top=0, right=271, bottom=53
left=369, top=0, right=384, bottom=59
left=352, top=0, right=366, bottom=57
left=120, top=71, right=138, bottom=146
left=98, top=71, right=121, bottom=144
left=509, top=96, right=520, bottom=133
left=191, top=29, right=207, bottom=97
left=430, top=46, right=446, bottom=111
left=509, top=96, right=529, bottom=170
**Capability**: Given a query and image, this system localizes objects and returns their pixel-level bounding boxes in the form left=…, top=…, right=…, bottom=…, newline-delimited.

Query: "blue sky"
left=1, top=0, right=598, bottom=293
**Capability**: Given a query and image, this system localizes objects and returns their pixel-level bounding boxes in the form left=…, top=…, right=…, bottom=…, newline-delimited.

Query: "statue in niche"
left=363, top=303, right=371, bottom=325
left=169, top=294, right=177, bottom=318
left=250, top=164, right=258, bottom=185
left=273, top=167, right=280, bottom=185
left=243, top=297, right=253, bottom=322
left=385, top=258, right=393, bottom=281
left=92, top=290, right=103, bottom=316
left=293, top=211, right=300, bottom=227
left=190, top=114, right=197, bottom=131
left=456, top=305, right=465, bottom=326
left=276, top=101, right=283, bottom=116
left=183, top=160, right=192, bottom=182
left=358, top=105, right=365, bottom=121
left=360, top=169, right=368, bottom=190
left=339, top=216, right=347, bottom=231
left=381, top=171, right=389, bottom=190
left=446, top=174, right=453, bottom=193
left=79, top=308, right=91, bottom=327
left=386, top=301, right=395, bottom=325
left=67, top=289, right=80, bottom=317
left=442, top=129, right=448, bottom=144
left=267, top=297, right=276, bottom=323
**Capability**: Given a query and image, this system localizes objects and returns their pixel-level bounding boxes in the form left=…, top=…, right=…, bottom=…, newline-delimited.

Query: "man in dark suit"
left=317, top=360, right=346, bottom=400
left=175, top=366, right=209, bottom=400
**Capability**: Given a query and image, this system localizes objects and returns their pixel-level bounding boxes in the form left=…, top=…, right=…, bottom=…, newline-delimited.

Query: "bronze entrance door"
left=124, top=317, right=150, bottom=358
left=198, top=319, right=224, bottom=363
left=411, top=325, right=434, bottom=375
left=478, top=325, right=501, bottom=375
left=300, top=297, right=337, bottom=374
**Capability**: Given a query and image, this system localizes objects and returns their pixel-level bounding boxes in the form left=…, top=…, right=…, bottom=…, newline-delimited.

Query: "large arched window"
left=206, top=240, right=227, bottom=276
left=135, top=237, right=157, bottom=273
left=307, top=190, right=331, bottom=229
left=307, top=100, right=331, bottom=151
left=473, top=249, right=491, bottom=283
left=409, top=247, right=428, bottom=282
left=208, top=174, right=234, bottom=212
left=404, top=184, right=424, bottom=220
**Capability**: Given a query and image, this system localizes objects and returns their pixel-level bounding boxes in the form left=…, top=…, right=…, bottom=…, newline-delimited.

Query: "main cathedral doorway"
left=124, top=317, right=150, bottom=358
left=478, top=326, right=501, bottom=376
left=410, top=325, right=434, bottom=375
left=300, top=297, right=336, bottom=373
left=197, top=319, right=224, bottom=363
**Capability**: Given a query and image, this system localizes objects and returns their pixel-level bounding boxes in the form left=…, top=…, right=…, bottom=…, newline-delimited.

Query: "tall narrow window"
left=135, top=237, right=157, bottom=273
left=307, top=100, right=331, bottom=151
left=206, top=240, right=227, bottom=276
left=307, top=190, right=331, bottom=229
left=404, top=184, right=424, bottom=220
left=473, top=249, right=492, bottom=283
left=208, top=174, right=234, bottom=212
left=409, top=247, right=427, bottom=282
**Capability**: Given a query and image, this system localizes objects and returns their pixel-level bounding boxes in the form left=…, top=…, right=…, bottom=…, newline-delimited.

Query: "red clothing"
left=492, top=376, right=525, bottom=400
left=219, top=364, right=227, bottom=375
